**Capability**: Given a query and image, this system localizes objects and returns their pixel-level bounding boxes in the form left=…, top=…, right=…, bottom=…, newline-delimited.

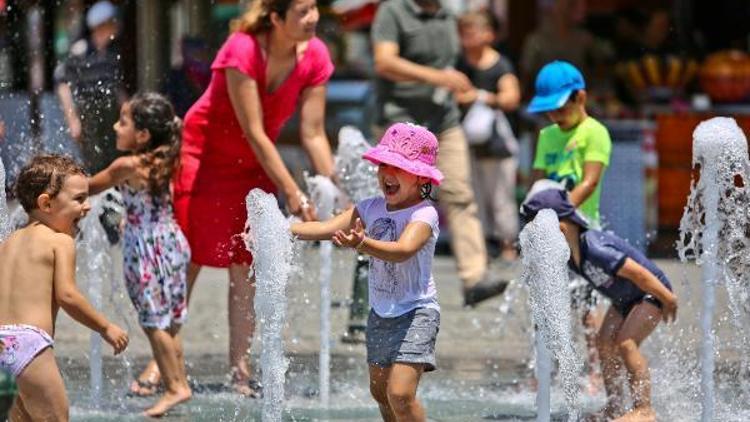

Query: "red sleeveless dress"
left=173, top=32, right=334, bottom=267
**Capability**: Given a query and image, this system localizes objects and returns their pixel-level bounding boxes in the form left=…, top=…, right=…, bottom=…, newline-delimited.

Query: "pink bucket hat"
left=363, top=123, right=444, bottom=185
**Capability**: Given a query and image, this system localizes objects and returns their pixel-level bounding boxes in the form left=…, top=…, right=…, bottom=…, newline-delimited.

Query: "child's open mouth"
left=384, top=180, right=400, bottom=196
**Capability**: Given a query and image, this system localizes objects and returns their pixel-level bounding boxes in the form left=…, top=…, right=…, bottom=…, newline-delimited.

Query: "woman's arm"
left=494, top=73, right=521, bottom=112
left=458, top=72, right=522, bottom=111
left=226, top=68, right=313, bottom=220
left=617, top=257, right=678, bottom=322
left=292, top=207, right=357, bottom=241
left=88, top=156, right=136, bottom=195
left=56, top=82, right=82, bottom=143
left=334, top=219, right=433, bottom=263
left=299, top=85, right=334, bottom=178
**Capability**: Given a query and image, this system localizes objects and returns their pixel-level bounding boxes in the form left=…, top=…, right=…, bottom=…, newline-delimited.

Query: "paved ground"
left=54, top=245, right=739, bottom=369
left=49, top=245, right=750, bottom=421
left=56, top=247, right=529, bottom=364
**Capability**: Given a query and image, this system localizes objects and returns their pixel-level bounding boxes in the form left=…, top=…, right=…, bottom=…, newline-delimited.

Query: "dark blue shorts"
left=613, top=294, right=663, bottom=317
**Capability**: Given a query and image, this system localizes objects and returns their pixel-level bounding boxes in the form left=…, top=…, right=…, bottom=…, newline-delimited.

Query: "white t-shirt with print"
left=356, top=196, right=440, bottom=318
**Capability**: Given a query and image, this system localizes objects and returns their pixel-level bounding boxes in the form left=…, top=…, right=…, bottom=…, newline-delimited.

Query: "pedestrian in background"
left=371, top=0, right=508, bottom=307
left=456, top=10, right=521, bottom=263
left=55, top=0, right=127, bottom=174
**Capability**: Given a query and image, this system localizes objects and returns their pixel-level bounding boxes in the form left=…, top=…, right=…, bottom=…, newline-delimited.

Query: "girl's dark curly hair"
left=128, top=92, right=181, bottom=197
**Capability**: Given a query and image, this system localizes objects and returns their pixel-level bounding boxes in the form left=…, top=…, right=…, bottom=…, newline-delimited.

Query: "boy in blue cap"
left=521, top=180, right=678, bottom=422
left=527, top=60, right=613, bottom=395
left=527, top=60, right=611, bottom=226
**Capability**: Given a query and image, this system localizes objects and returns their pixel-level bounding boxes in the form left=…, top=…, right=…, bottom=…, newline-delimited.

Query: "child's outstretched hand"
left=332, top=218, right=365, bottom=249
left=662, top=294, right=678, bottom=323
left=102, top=323, right=129, bottom=355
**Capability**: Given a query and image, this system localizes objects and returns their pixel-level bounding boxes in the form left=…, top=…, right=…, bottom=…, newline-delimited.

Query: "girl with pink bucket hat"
left=293, top=122, right=443, bottom=420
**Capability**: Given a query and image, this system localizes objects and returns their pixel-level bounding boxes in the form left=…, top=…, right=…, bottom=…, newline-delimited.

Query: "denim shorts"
left=366, top=307, right=440, bottom=372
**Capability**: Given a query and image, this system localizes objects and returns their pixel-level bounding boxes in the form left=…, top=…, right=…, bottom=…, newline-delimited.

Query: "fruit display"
left=616, top=54, right=699, bottom=102
left=698, top=50, right=750, bottom=103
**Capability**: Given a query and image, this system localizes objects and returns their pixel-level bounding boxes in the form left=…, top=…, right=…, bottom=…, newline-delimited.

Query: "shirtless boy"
left=0, top=154, right=128, bottom=421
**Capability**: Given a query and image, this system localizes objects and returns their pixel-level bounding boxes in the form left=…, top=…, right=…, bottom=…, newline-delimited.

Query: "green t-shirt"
left=532, top=116, right=612, bottom=224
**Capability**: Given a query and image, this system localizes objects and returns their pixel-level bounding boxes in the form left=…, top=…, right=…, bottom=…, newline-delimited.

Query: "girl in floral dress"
left=89, top=92, right=191, bottom=417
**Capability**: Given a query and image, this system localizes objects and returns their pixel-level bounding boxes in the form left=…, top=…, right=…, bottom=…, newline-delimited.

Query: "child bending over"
left=521, top=180, right=677, bottom=422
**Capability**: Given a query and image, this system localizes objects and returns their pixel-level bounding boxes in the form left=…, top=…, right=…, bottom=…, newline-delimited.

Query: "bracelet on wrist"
left=355, top=236, right=366, bottom=251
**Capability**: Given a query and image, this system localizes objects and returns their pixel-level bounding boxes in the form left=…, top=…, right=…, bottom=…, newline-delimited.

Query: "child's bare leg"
left=386, top=363, right=426, bottom=422
left=595, top=306, right=626, bottom=419
left=171, top=325, right=188, bottom=390
left=9, top=395, right=32, bottom=422
left=582, top=307, right=604, bottom=393
left=228, top=263, right=258, bottom=396
left=143, top=326, right=192, bottom=417
left=612, top=302, right=661, bottom=422
left=12, top=349, right=68, bottom=421
left=369, top=364, right=396, bottom=422
left=136, top=262, right=201, bottom=393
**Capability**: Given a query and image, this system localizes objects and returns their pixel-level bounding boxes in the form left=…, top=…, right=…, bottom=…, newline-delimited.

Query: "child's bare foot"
left=585, top=403, right=623, bottom=422
left=585, top=371, right=604, bottom=396
left=143, top=387, right=192, bottom=418
left=612, top=407, right=656, bottom=422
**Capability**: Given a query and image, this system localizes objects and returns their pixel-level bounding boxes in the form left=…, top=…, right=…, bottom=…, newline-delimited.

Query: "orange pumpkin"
left=699, top=50, right=750, bottom=103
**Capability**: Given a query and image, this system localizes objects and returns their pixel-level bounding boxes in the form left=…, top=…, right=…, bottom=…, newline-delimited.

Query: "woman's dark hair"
left=231, top=0, right=296, bottom=34
left=128, top=92, right=181, bottom=197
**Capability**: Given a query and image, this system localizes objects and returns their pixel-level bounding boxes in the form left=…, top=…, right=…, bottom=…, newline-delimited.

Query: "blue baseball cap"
left=527, top=61, right=586, bottom=113
left=86, top=1, right=117, bottom=29
left=520, top=180, right=589, bottom=228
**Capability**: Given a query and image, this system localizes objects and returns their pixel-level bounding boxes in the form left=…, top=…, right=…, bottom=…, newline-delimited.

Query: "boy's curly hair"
left=15, top=154, right=86, bottom=212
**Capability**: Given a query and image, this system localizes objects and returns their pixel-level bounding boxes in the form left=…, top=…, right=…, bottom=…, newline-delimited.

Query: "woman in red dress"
left=129, top=0, right=335, bottom=397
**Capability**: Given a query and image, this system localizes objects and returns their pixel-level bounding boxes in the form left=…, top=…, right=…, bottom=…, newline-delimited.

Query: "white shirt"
left=356, top=196, right=440, bottom=318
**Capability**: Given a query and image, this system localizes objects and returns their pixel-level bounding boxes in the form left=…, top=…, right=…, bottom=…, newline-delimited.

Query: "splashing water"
left=305, top=175, right=339, bottom=407
left=520, top=209, right=583, bottom=421
left=244, top=189, right=295, bottom=421
left=75, top=193, right=114, bottom=407
left=0, top=159, right=9, bottom=242
left=334, top=126, right=379, bottom=203
left=678, top=117, right=750, bottom=421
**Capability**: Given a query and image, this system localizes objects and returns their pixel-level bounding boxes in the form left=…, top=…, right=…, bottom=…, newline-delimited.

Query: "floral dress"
left=122, top=184, right=190, bottom=329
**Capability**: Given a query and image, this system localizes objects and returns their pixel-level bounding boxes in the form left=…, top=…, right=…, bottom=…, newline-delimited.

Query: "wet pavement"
left=51, top=246, right=749, bottom=421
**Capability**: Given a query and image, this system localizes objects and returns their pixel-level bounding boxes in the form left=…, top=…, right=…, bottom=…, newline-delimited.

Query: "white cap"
left=86, top=1, right=117, bottom=29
